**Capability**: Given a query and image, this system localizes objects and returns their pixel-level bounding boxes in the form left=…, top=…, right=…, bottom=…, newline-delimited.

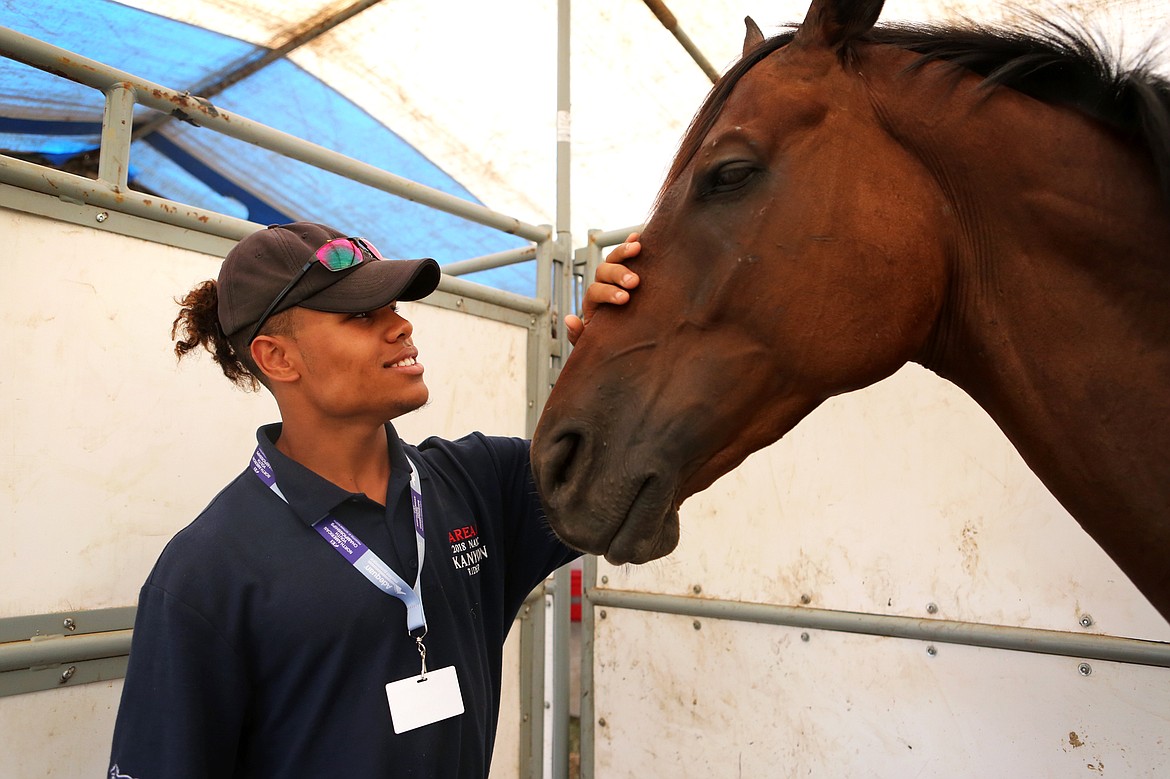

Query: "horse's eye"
left=700, top=161, right=759, bottom=197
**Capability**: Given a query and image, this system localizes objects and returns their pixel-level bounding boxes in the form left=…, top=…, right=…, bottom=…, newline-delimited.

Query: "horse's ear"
left=794, top=0, right=884, bottom=49
left=743, top=16, right=765, bottom=56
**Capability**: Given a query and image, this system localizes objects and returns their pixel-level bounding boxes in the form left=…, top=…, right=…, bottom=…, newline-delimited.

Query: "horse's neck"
left=915, top=90, right=1170, bottom=609
left=934, top=215, right=1170, bottom=521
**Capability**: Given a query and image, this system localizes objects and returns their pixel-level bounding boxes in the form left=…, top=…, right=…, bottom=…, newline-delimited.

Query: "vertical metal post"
left=551, top=0, right=574, bottom=388
left=584, top=230, right=603, bottom=302
left=549, top=4, right=573, bottom=771
left=525, top=229, right=554, bottom=777
left=530, top=230, right=556, bottom=435
left=550, top=3, right=574, bottom=777
left=579, top=555, right=598, bottom=778
left=517, top=594, right=547, bottom=779
left=556, top=0, right=571, bottom=249
left=99, top=83, right=135, bottom=191
left=551, top=563, right=572, bottom=779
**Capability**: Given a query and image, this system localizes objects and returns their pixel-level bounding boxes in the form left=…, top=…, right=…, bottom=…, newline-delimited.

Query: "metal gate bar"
left=590, top=587, right=1170, bottom=669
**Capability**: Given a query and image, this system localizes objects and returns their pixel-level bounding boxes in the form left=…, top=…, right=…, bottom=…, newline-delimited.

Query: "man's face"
left=285, top=303, right=429, bottom=423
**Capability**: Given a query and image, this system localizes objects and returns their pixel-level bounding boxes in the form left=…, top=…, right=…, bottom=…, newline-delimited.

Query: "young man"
left=108, top=221, right=639, bottom=778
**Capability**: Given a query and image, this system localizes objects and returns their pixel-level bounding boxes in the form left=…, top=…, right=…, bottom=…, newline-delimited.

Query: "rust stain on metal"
left=194, top=96, right=220, bottom=119
left=1068, top=731, right=1084, bottom=748
left=146, top=88, right=220, bottom=117
left=58, top=55, right=97, bottom=74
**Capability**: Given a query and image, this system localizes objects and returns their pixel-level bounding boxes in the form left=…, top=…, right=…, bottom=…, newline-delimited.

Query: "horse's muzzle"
left=531, top=422, right=680, bottom=564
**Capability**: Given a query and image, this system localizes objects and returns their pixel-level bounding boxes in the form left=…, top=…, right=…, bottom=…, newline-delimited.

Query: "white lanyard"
left=250, top=446, right=428, bottom=639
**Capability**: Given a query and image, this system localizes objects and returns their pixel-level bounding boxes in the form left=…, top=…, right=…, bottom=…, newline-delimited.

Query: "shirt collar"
left=255, top=421, right=416, bottom=527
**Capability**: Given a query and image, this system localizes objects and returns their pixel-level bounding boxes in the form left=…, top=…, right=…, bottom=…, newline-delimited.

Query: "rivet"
left=1079, top=663, right=1093, bottom=676
left=926, top=646, right=938, bottom=657
left=544, top=701, right=551, bottom=709
left=799, top=594, right=811, bottom=605
left=59, top=666, right=76, bottom=683
left=800, top=632, right=810, bottom=642
left=926, top=602, right=939, bottom=614
left=601, top=575, right=609, bottom=585
left=63, top=618, right=76, bottom=632
left=598, top=717, right=608, bottom=727
left=693, top=620, right=701, bottom=630
left=1079, top=614, right=1094, bottom=628
left=692, top=584, right=702, bottom=594
left=95, top=212, right=108, bottom=223
left=456, top=298, right=464, bottom=307
left=599, top=610, right=607, bottom=619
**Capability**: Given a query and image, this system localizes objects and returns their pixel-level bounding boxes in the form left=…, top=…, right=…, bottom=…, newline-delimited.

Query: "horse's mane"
left=658, top=16, right=1170, bottom=211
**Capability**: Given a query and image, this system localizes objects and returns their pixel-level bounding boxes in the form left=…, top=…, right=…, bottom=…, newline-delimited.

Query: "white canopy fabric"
left=2, top=0, right=1167, bottom=291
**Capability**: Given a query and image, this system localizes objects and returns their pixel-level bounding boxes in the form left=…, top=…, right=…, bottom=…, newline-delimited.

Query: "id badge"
left=385, top=665, right=464, bottom=734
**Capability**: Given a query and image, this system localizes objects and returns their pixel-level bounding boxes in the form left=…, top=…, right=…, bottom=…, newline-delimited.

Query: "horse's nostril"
left=549, top=429, right=583, bottom=490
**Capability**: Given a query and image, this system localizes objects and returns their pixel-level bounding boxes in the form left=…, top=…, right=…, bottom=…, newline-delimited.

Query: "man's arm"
left=109, top=584, right=248, bottom=778
left=565, top=233, right=641, bottom=346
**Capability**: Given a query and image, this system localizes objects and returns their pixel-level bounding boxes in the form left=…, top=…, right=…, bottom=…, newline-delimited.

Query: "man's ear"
left=250, top=335, right=300, bottom=385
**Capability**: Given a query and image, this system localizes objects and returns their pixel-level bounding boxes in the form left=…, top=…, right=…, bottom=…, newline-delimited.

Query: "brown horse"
left=531, top=0, right=1170, bottom=621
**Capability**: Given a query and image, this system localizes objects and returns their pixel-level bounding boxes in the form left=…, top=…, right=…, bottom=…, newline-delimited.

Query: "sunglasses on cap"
left=247, top=236, right=384, bottom=343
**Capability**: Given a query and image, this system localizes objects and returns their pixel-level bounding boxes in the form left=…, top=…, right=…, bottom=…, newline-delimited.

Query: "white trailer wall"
left=591, top=365, right=1170, bottom=776
left=0, top=200, right=532, bottom=777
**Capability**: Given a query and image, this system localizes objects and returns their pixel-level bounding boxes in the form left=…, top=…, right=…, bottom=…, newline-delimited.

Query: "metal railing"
left=0, top=18, right=573, bottom=776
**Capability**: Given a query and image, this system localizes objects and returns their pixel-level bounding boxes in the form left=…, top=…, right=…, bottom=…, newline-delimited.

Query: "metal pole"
left=579, top=556, right=599, bottom=779
left=588, top=225, right=645, bottom=248
left=640, top=0, right=721, bottom=83
left=99, top=83, right=135, bottom=190
left=516, top=592, right=546, bottom=779
left=550, top=4, right=573, bottom=778
left=440, top=245, right=537, bottom=277
left=556, top=0, right=572, bottom=247
left=530, top=230, right=557, bottom=434
left=0, top=25, right=548, bottom=242
left=0, top=153, right=256, bottom=238
left=0, top=631, right=133, bottom=672
left=591, top=589, right=1170, bottom=669
left=436, top=275, right=546, bottom=315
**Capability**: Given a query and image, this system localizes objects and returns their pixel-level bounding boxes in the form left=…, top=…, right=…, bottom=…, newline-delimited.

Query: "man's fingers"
left=598, top=233, right=641, bottom=290
left=585, top=282, right=629, bottom=305
left=572, top=233, right=643, bottom=339
left=565, top=314, right=585, bottom=347
left=594, top=261, right=639, bottom=289
left=604, top=233, right=641, bottom=265
left=580, top=282, right=630, bottom=325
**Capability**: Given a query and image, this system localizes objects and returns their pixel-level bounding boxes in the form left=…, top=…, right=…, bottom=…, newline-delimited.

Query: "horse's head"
left=532, top=0, right=956, bottom=564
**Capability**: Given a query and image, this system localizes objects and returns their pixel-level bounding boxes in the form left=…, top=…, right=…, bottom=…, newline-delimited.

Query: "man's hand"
left=566, top=233, right=641, bottom=346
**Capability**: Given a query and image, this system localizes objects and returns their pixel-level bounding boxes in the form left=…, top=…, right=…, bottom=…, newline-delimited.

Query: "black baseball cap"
left=217, top=222, right=441, bottom=338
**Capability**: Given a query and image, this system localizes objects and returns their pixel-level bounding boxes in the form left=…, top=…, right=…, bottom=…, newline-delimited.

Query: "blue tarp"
left=0, top=0, right=533, bottom=293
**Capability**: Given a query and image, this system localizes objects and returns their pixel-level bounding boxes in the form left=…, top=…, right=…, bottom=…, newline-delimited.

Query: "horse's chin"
left=546, top=482, right=681, bottom=566
left=599, top=506, right=681, bottom=566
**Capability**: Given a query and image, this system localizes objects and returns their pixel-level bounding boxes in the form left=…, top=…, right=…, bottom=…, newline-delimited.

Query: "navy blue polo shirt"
left=109, top=423, right=577, bottom=778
